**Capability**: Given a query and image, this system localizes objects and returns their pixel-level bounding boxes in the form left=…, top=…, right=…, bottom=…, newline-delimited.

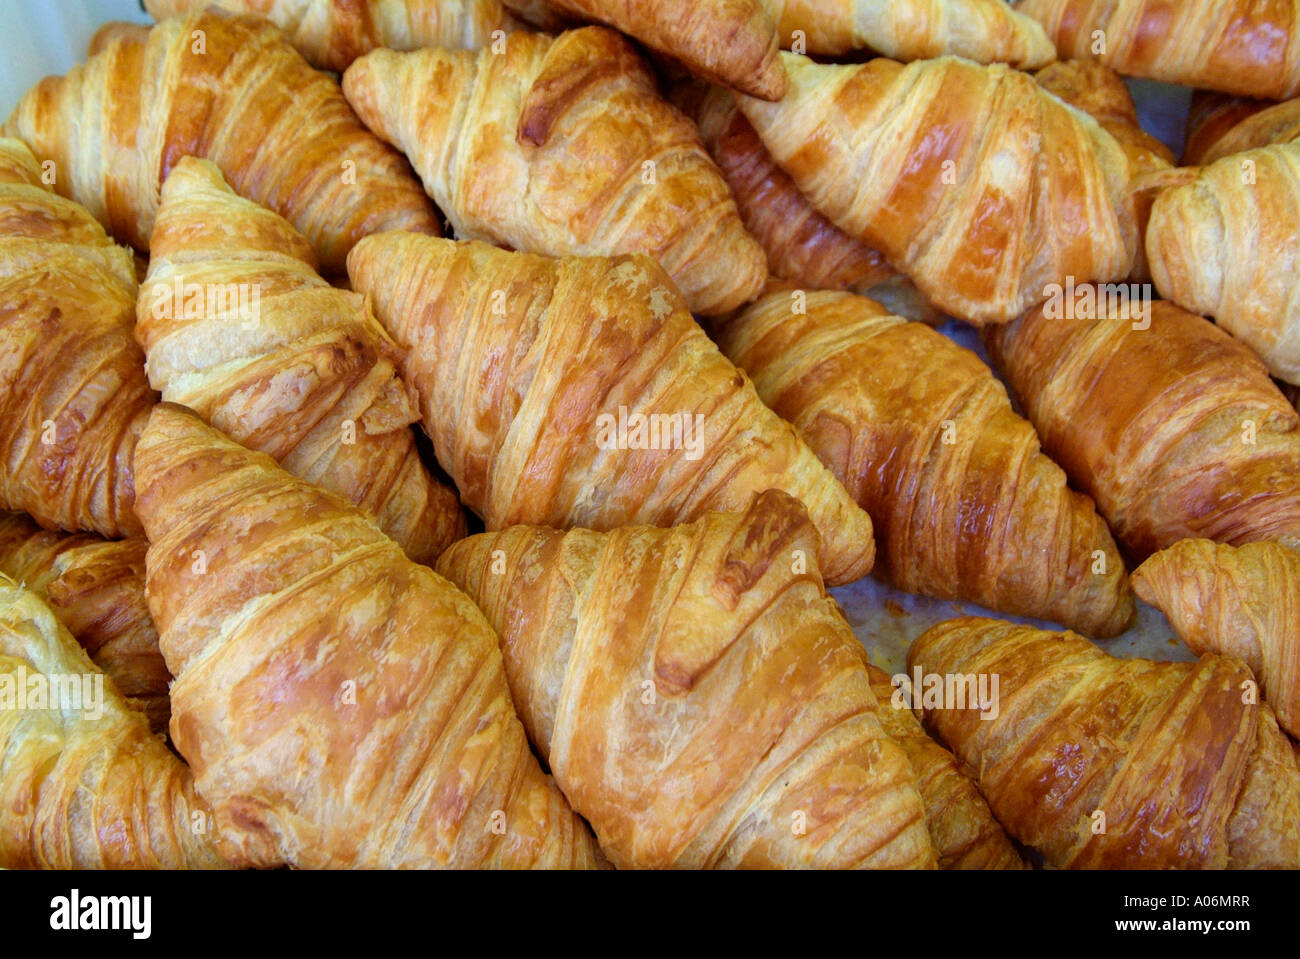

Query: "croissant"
left=502, top=0, right=786, bottom=100
left=909, top=616, right=1300, bottom=868
left=1184, top=92, right=1299, bottom=165
left=863, top=665, right=1023, bottom=870
left=137, top=157, right=464, bottom=565
left=134, top=403, right=596, bottom=869
left=757, top=0, right=1054, bottom=66
left=4, top=10, right=439, bottom=274
left=436, top=489, right=933, bottom=869
left=341, top=27, right=767, bottom=316
left=0, top=575, right=226, bottom=869
left=0, top=137, right=152, bottom=539
left=714, top=285, right=1134, bottom=636
left=673, top=82, right=923, bottom=319
left=143, top=0, right=519, bottom=71
left=985, top=298, right=1300, bottom=560
left=1133, top=539, right=1300, bottom=741
left=1032, top=59, right=1173, bottom=281
left=0, top=512, right=170, bottom=733
left=735, top=54, right=1136, bottom=325
left=1035, top=60, right=1173, bottom=176
left=1017, top=0, right=1300, bottom=100
left=676, top=82, right=944, bottom=323
left=348, top=234, right=876, bottom=586
left=1146, top=144, right=1300, bottom=386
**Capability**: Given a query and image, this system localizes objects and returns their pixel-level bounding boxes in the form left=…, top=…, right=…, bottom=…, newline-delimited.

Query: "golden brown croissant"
left=134, top=403, right=597, bottom=869
left=144, top=0, right=519, bottom=71
left=673, top=82, right=927, bottom=319
left=714, top=285, right=1134, bottom=636
left=674, top=81, right=945, bottom=325
left=0, top=137, right=152, bottom=539
left=1133, top=539, right=1300, bottom=741
left=348, top=234, right=876, bottom=586
left=138, top=157, right=464, bottom=565
left=436, top=489, right=934, bottom=869
left=4, top=10, right=439, bottom=274
left=735, top=54, right=1136, bottom=325
left=503, top=0, right=787, bottom=100
left=864, top=664, right=1023, bottom=870
left=0, top=574, right=226, bottom=869
left=1146, top=144, right=1300, bottom=386
left=1184, top=92, right=1300, bottom=165
left=909, top=616, right=1300, bottom=868
left=0, top=512, right=170, bottom=733
left=1017, top=0, right=1300, bottom=100
left=341, top=27, right=767, bottom=316
left=985, top=298, right=1300, bottom=560
left=1033, top=59, right=1173, bottom=281
left=758, top=0, right=1054, bottom=66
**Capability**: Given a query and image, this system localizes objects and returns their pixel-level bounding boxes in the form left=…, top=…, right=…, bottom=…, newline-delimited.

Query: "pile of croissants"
left=1, top=0, right=1299, bottom=871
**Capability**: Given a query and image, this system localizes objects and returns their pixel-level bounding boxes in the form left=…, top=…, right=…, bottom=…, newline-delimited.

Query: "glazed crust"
left=715, top=284, right=1134, bottom=636
left=909, top=617, right=1300, bottom=869
left=133, top=404, right=598, bottom=869
left=137, top=157, right=464, bottom=564
left=0, top=512, right=170, bottom=732
left=760, top=0, right=1055, bottom=66
left=675, top=84, right=897, bottom=296
left=4, top=10, right=440, bottom=272
left=505, top=0, right=788, bottom=100
left=865, top=664, right=1023, bottom=870
left=0, top=575, right=226, bottom=869
left=1018, top=0, right=1300, bottom=100
left=348, top=234, right=877, bottom=586
left=341, top=27, right=767, bottom=316
left=437, top=490, right=934, bottom=869
left=144, top=0, right=519, bottom=71
left=0, top=138, right=152, bottom=538
left=1134, top=538, right=1300, bottom=739
left=985, top=299, right=1300, bottom=560
left=735, top=54, right=1136, bottom=324
left=1147, top=144, right=1300, bottom=385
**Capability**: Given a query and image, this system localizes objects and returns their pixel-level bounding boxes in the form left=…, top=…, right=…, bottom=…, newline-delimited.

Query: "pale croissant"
left=864, top=665, right=1023, bottom=870
left=714, top=285, right=1133, bottom=635
left=4, top=10, right=439, bottom=273
left=1133, top=539, right=1300, bottom=741
left=1147, top=144, right=1300, bottom=386
left=0, top=512, right=170, bottom=732
left=1017, top=0, right=1300, bottom=100
left=348, top=235, right=876, bottom=586
left=503, top=0, right=787, bottom=100
left=341, top=27, right=767, bottom=316
left=910, top=617, right=1300, bottom=868
left=736, top=53, right=1136, bottom=324
left=0, top=575, right=226, bottom=869
left=138, top=157, right=464, bottom=564
left=134, top=403, right=597, bottom=869
left=437, top=489, right=934, bottom=869
left=758, top=0, right=1054, bottom=66
left=0, top=137, right=152, bottom=539
left=985, top=298, right=1300, bottom=560
left=144, top=0, right=520, bottom=71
